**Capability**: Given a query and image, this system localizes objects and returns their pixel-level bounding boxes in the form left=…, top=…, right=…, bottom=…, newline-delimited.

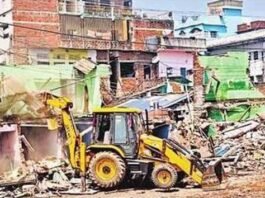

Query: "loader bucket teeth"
left=201, top=162, right=225, bottom=191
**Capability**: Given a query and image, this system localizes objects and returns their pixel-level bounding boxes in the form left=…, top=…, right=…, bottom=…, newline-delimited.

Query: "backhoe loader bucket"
left=201, top=160, right=225, bottom=191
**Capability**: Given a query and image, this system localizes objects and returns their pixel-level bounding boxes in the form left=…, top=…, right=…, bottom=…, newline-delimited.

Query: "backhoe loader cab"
left=92, top=107, right=145, bottom=157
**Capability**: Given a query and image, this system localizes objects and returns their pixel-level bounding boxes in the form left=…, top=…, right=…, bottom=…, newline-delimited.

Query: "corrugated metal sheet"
left=74, top=59, right=96, bottom=74
left=60, top=15, right=83, bottom=36
left=60, top=15, right=128, bottom=41
left=119, top=94, right=187, bottom=111
left=83, top=18, right=112, bottom=32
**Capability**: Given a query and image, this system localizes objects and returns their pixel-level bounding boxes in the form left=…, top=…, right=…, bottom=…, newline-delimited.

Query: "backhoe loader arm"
left=45, top=95, right=78, bottom=169
left=139, top=134, right=223, bottom=187
left=44, top=93, right=87, bottom=191
left=139, top=134, right=204, bottom=184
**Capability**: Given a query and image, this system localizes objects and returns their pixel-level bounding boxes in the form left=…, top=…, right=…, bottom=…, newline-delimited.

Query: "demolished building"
left=0, top=63, right=111, bottom=115
left=200, top=52, right=265, bottom=122
left=194, top=52, right=265, bottom=173
left=0, top=62, right=111, bottom=174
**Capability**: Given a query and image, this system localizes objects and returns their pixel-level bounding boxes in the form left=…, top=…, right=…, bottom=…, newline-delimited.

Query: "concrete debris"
left=205, top=118, right=265, bottom=174
left=222, top=120, right=260, bottom=139
left=0, top=158, right=98, bottom=197
left=60, top=188, right=98, bottom=195
left=165, top=105, right=265, bottom=176
left=0, top=77, right=48, bottom=121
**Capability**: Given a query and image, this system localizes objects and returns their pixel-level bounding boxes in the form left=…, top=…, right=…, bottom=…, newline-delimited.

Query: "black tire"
left=88, top=151, right=126, bottom=189
left=151, top=163, right=178, bottom=189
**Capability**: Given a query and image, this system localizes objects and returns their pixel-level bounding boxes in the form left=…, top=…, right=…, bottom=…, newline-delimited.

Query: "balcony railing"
left=59, top=1, right=132, bottom=19
left=207, top=0, right=243, bottom=8
left=146, top=36, right=206, bottom=52
left=58, top=1, right=173, bottom=20
left=60, top=36, right=132, bottom=50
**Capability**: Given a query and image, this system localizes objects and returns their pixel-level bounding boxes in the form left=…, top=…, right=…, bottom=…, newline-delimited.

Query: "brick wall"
left=113, top=0, right=125, bottom=6
left=132, top=19, right=174, bottom=51
left=97, top=50, right=155, bottom=63
left=119, top=51, right=154, bottom=84
left=256, top=84, right=265, bottom=95
left=120, top=78, right=138, bottom=93
left=13, top=0, right=58, bottom=11
left=12, top=0, right=60, bottom=64
left=119, top=51, right=157, bottom=93
left=118, top=50, right=155, bottom=61
left=238, top=21, right=265, bottom=33
left=193, top=53, right=204, bottom=106
left=97, top=50, right=157, bottom=93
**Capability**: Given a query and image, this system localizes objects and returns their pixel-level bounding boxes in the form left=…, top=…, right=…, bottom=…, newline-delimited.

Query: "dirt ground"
left=72, top=171, right=265, bottom=198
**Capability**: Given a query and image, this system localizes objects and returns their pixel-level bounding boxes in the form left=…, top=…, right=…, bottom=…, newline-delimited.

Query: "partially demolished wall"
left=21, top=126, right=61, bottom=161
left=0, top=64, right=109, bottom=175
left=0, top=125, right=22, bottom=174
left=0, top=64, right=111, bottom=116
left=199, top=52, right=265, bottom=122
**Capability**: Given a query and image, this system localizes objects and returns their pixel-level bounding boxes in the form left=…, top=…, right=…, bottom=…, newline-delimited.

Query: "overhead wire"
left=0, top=21, right=204, bottom=50
left=1, top=4, right=264, bottom=85
left=11, top=22, right=265, bottom=52
left=1, top=0, right=265, bottom=21
left=59, top=0, right=206, bottom=15
left=0, top=7, right=265, bottom=50
left=2, top=22, right=265, bottom=63
left=59, top=1, right=265, bottom=19
left=1, top=3, right=264, bottom=93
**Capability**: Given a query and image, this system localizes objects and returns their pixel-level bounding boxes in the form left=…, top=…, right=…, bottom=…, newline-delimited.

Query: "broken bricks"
left=205, top=117, right=265, bottom=174
left=0, top=158, right=96, bottom=197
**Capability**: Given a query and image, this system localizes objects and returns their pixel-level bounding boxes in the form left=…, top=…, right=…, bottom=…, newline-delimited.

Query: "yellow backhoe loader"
left=43, top=93, right=224, bottom=191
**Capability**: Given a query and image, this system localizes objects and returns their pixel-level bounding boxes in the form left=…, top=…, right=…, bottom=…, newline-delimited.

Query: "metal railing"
left=207, top=0, right=243, bottom=8
left=60, top=37, right=132, bottom=50
left=58, top=1, right=173, bottom=20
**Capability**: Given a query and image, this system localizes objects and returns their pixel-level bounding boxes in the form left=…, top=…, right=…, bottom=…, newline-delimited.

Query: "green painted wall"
left=200, top=52, right=264, bottom=101
left=208, top=104, right=265, bottom=122
left=0, top=64, right=111, bottom=115
left=199, top=52, right=265, bottom=122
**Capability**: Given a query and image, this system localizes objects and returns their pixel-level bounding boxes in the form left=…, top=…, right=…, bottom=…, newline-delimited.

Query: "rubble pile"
left=0, top=158, right=97, bottom=198
left=214, top=119, right=265, bottom=173
left=169, top=113, right=265, bottom=175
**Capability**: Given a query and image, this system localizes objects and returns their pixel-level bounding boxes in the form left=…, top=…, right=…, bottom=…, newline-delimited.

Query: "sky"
left=133, top=0, right=265, bottom=17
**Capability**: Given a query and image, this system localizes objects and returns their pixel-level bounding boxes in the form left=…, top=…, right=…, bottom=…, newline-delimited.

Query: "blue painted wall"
left=203, top=24, right=226, bottom=33
left=223, top=8, right=242, bottom=16
left=174, top=5, right=248, bottom=38
left=175, top=23, right=227, bottom=38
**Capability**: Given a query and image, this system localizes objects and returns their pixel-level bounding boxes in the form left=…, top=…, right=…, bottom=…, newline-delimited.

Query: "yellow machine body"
left=43, top=93, right=223, bottom=190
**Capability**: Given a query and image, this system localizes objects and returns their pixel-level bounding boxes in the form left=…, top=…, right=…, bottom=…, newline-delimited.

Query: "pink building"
left=156, top=49, right=194, bottom=79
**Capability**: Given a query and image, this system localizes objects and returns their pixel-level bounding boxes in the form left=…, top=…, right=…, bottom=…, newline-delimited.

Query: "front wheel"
left=88, top=151, right=126, bottom=189
left=151, top=163, right=178, bottom=189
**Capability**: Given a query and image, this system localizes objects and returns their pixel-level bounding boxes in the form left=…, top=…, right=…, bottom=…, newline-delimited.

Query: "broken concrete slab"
left=222, top=120, right=260, bottom=139
left=0, top=175, right=37, bottom=188
left=60, top=188, right=98, bottom=195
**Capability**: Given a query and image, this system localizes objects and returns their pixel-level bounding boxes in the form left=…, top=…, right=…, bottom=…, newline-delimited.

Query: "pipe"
left=145, top=109, right=150, bottom=133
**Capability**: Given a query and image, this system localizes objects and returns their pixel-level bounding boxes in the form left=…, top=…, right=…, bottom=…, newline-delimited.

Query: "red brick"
left=256, top=84, right=265, bottom=95
left=13, top=11, right=59, bottom=23
left=131, top=20, right=174, bottom=51
left=13, top=0, right=58, bottom=12
left=12, top=0, right=60, bottom=64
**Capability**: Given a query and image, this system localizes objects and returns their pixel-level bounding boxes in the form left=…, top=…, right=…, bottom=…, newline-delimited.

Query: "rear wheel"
left=151, top=164, right=178, bottom=189
left=88, top=151, right=126, bottom=189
